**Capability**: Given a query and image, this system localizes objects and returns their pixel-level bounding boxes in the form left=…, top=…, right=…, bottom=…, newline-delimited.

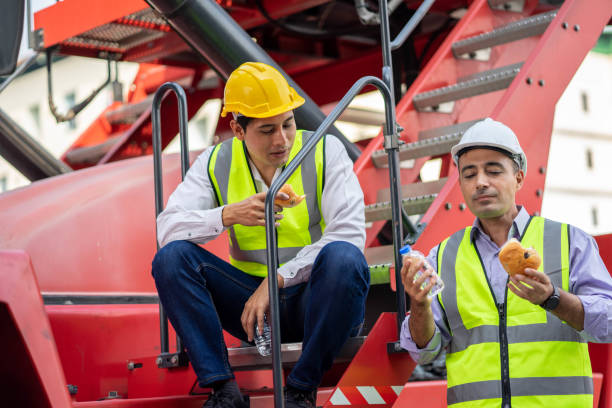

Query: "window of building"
left=65, top=92, right=77, bottom=130
left=29, top=104, right=41, bottom=132
left=0, top=176, right=7, bottom=192
left=580, top=91, right=589, bottom=113
left=592, top=206, right=599, bottom=227
left=586, top=148, right=594, bottom=170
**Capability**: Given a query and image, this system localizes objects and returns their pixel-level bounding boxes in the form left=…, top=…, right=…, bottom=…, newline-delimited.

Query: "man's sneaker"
left=202, top=390, right=249, bottom=408
left=285, top=386, right=316, bottom=408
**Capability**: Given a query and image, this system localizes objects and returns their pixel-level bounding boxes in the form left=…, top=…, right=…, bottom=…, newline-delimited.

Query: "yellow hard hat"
left=220, top=62, right=305, bottom=118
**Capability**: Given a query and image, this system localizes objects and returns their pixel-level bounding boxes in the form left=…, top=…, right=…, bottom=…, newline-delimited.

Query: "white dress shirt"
left=157, top=135, right=366, bottom=287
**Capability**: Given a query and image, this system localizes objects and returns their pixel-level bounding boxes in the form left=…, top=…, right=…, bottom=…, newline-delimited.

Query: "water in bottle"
left=254, top=315, right=271, bottom=356
left=400, top=244, right=444, bottom=297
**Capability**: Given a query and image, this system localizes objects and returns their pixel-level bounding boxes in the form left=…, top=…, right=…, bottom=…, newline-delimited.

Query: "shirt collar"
left=470, top=206, right=531, bottom=243
left=247, top=157, right=282, bottom=192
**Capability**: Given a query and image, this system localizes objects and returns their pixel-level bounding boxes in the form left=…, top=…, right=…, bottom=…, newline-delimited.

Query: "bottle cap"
left=399, top=244, right=412, bottom=255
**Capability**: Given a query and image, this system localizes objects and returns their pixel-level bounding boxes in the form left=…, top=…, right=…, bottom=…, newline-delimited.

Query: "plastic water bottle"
left=400, top=244, right=444, bottom=297
left=254, top=315, right=271, bottom=356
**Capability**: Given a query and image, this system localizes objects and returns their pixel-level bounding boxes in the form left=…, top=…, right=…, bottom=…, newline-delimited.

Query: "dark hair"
left=236, top=115, right=254, bottom=130
left=457, top=146, right=520, bottom=173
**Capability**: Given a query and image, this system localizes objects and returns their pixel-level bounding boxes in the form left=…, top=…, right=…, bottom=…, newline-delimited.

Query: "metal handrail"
left=390, top=0, right=436, bottom=50
left=152, top=82, right=190, bottom=367
left=264, top=75, right=395, bottom=408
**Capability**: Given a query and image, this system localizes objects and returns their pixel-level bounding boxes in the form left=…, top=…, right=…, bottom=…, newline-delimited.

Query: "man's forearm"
left=408, top=304, right=436, bottom=349
left=551, top=289, right=585, bottom=331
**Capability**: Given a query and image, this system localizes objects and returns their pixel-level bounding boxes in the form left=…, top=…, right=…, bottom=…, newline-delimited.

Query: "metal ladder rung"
left=452, top=11, right=557, bottom=60
left=412, top=62, right=522, bottom=112
left=364, top=194, right=437, bottom=223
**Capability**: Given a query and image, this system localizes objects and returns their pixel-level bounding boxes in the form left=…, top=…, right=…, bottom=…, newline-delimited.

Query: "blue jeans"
left=152, top=240, right=370, bottom=390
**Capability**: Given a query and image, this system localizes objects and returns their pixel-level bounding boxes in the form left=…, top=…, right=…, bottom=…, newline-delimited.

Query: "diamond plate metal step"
left=452, top=11, right=557, bottom=60
left=229, top=336, right=365, bottom=370
left=371, top=120, right=480, bottom=167
left=365, top=194, right=436, bottom=223
left=413, top=62, right=522, bottom=112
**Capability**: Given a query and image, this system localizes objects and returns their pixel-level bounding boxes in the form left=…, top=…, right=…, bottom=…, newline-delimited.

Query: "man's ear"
left=229, top=119, right=245, bottom=141
left=515, top=169, right=525, bottom=191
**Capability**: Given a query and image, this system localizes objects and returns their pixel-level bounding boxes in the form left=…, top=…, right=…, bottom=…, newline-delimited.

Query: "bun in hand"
left=499, top=238, right=541, bottom=276
left=274, top=184, right=306, bottom=208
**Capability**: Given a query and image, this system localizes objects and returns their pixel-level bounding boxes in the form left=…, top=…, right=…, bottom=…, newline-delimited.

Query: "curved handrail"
left=151, top=81, right=190, bottom=364
left=264, top=75, right=395, bottom=407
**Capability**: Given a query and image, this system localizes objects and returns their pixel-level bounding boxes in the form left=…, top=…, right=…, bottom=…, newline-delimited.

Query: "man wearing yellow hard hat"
left=152, top=62, right=369, bottom=408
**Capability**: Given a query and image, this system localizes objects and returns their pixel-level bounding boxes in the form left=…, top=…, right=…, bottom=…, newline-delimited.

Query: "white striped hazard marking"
left=356, top=387, right=386, bottom=404
left=330, top=388, right=351, bottom=405
left=328, top=385, right=405, bottom=405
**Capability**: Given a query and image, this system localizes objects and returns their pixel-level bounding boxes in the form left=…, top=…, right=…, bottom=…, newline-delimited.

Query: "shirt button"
left=188, top=233, right=192, bottom=237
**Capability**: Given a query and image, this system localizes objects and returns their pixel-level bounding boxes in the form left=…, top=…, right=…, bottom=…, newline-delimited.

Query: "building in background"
left=541, top=27, right=612, bottom=235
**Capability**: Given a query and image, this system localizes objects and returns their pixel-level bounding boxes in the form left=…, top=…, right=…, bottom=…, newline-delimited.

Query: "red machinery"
left=1, top=0, right=611, bottom=407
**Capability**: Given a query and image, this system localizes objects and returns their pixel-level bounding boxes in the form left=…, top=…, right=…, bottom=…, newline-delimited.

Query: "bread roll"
left=274, top=184, right=306, bottom=208
left=499, top=238, right=541, bottom=276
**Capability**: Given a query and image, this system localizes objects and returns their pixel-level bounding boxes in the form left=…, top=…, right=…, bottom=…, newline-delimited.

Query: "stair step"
left=365, top=194, right=436, bottom=223
left=105, top=95, right=153, bottom=125
left=413, top=62, right=522, bottom=113
left=365, top=245, right=395, bottom=284
left=452, top=10, right=557, bottom=60
left=488, top=0, right=525, bottom=12
left=377, top=178, right=447, bottom=202
left=371, top=120, right=481, bottom=167
left=64, top=135, right=122, bottom=166
left=228, top=335, right=364, bottom=370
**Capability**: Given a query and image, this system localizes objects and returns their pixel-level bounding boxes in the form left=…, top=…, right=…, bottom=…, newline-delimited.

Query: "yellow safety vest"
left=437, top=216, right=592, bottom=408
left=207, top=130, right=326, bottom=277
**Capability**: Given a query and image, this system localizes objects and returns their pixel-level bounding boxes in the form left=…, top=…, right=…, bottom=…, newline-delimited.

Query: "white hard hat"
left=451, top=118, right=527, bottom=175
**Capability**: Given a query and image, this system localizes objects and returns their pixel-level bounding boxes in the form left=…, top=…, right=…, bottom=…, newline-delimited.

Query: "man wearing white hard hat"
left=400, top=118, right=612, bottom=407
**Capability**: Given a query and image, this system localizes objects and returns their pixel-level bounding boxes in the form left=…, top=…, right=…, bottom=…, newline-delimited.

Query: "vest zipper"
left=498, top=284, right=511, bottom=408
left=473, top=245, right=512, bottom=407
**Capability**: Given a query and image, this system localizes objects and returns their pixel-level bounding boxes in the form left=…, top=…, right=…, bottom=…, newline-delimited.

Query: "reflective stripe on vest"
left=437, top=216, right=592, bottom=408
left=207, top=129, right=325, bottom=277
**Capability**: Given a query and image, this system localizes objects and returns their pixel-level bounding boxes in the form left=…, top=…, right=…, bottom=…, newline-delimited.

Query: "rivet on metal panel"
left=539, top=166, right=546, bottom=174
left=538, top=79, right=545, bottom=87
left=562, top=22, right=568, bottom=29
left=459, top=203, right=466, bottom=211
left=526, top=77, right=532, bottom=85
left=574, top=24, right=580, bottom=32
left=536, top=189, right=542, bottom=197
left=445, top=203, right=452, bottom=210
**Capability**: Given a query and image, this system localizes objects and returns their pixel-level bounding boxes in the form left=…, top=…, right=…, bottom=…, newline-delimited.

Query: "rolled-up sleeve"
left=400, top=246, right=452, bottom=364
left=569, top=226, right=612, bottom=342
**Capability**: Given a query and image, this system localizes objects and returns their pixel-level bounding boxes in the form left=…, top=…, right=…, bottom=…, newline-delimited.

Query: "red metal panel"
left=590, top=234, right=612, bottom=408
left=0, top=152, right=229, bottom=294
left=34, top=0, right=147, bottom=48
left=392, top=380, right=446, bottom=407
left=323, top=313, right=415, bottom=407
left=0, top=251, right=72, bottom=408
